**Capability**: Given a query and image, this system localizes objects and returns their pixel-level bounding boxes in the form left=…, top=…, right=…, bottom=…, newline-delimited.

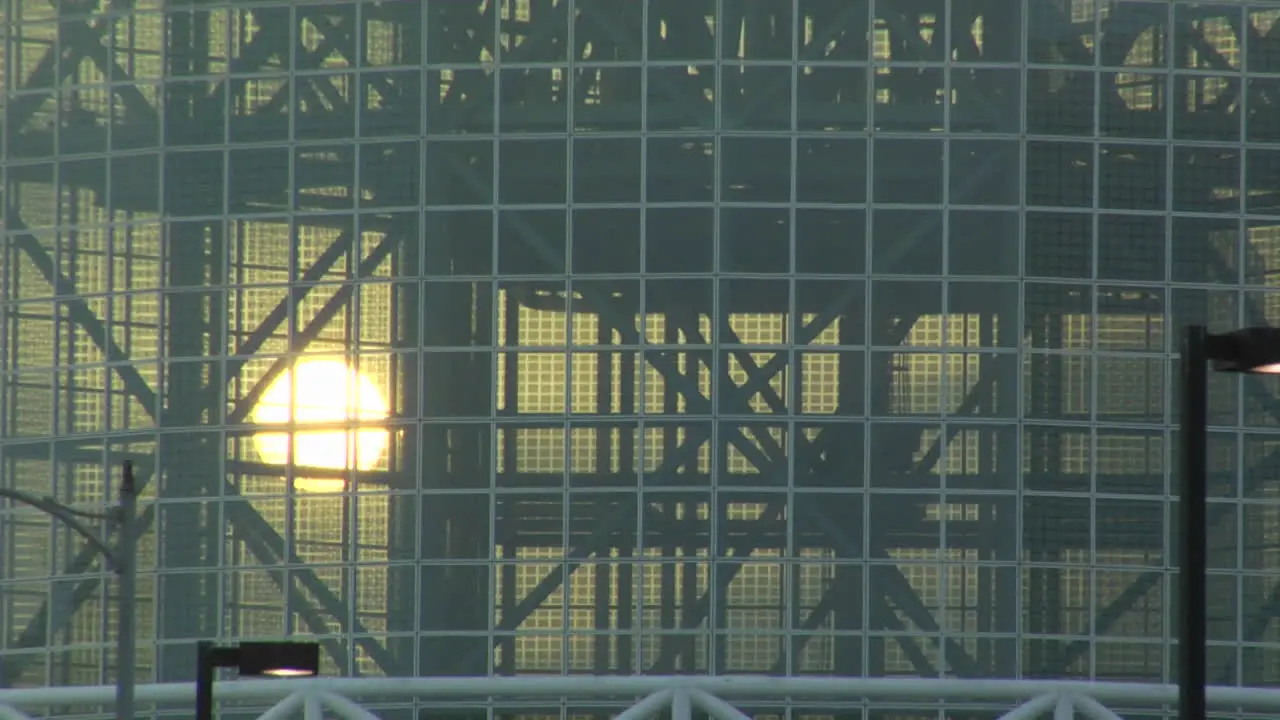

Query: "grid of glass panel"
left=5, top=0, right=1280, bottom=710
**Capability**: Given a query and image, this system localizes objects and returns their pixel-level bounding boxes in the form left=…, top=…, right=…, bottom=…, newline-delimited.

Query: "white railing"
left=0, top=676, right=1278, bottom=720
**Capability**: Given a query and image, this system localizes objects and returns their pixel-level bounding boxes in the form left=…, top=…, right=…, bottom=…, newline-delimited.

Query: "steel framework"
left=4, top=0, right=1280, bottom=704
left=0, top=676, right=1278, bottom=720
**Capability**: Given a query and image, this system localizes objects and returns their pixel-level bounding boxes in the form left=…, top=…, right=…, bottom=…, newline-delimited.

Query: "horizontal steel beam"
left=0, top=675, right=1278, bottom=711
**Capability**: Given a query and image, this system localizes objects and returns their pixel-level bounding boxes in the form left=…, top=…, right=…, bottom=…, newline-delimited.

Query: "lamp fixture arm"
left=0, top=487, right=121, bottom=571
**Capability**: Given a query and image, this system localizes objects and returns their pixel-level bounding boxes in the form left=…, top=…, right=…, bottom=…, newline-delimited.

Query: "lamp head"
left=234, top=641, right=321, bottom=678
left=1207, top=327, right=1280, bottom=374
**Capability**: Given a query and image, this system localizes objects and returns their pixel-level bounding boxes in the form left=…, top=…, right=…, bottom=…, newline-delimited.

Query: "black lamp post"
left=195, top=640, right=321, bottom=720
left=1180, top=325, right=1280, bottom=720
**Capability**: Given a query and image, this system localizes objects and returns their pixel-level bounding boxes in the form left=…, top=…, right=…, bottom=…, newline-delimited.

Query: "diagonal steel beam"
left=1050, top=230, right=1280, bottom=673
left=0, top=439, right=389, bottom=682
left=0, top=461, right=155, bottom=684
left=197, top=228, right=357, bottom=411
left=4, top=10, right=113, bottom=131
left=5, top=2, right=284, bottom=151
left=57, top=19, right=159, bottom=128
left=647, top=500, right=788, bottom=672
left=223, top=232, right=400, bottom=425
left=791, top=358, right=1009, bottom=679
left=648, top=311, right=938, bottom=672
left=224, top=486, right=394, bottom=672
left=213, top=235, right=408, bottom=675
left=473, top=247, right=874, bottom=668
left=9, top=222, right=162, bottom=423
left=442, top=152, right=780, bottom=471
left=6, top=233, right=404, bottom=678
left=4, top=232, right=403, bottom=680
left=3, top=1, right=401, bottom=682
left=776, top=581, right=940, bottom=677
left=1055, top=443, right=1280, bottom=673
left=471, top=278, right=832, bottom=669
left=2, top=4, right=159, bottom=156
left=468, top=423, right=716, bottom=671
left=1218, top=578, right=1280, bottom=683
left=660, top=355, right=988, bottom=674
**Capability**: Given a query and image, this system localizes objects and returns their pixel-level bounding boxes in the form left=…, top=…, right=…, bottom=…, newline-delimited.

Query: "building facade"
left=2, top=0, right=1280, bottom=714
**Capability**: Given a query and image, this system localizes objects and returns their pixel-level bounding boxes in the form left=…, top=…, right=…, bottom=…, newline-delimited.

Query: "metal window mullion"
left=346, top=160, right=362, bottom=679
left=860, top=0, right=876, bottom=678
left=485, top=0, right=504, bottom=680
left=781, top=0, right=801, bottom=678
left=936, top=0, right=955, bottom=674
left=561, top=0, right=579, bottom=678
left=1162, top=4, right=1186, bottom=682
left=48, top=131, right=66, bottom=691
left=1013, top=0, right=1031, bottom=679
left=1087, top=3, right=1105, bottom=681
left=412, top=26, right=429, bottom=665
left=707, top=0, right=728, bottom=677
left=632, top=0, right=651, bottom=676
left=1230, top=2, right=1251, bottom=685
left=215, top=6, right=235, bottom=643
left=279, top=2, right=302, bottom=639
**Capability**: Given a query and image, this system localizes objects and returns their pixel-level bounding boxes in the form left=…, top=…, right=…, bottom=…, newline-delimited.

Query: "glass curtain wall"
left=3, top=0, right=1280, bottom=711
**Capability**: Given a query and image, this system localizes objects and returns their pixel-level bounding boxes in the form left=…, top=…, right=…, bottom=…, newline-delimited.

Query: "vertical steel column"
left=158, top=6, right=221, bottom=682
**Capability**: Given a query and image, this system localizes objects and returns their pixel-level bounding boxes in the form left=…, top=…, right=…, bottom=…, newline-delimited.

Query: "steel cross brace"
left=783, top=361, right=1009, bottom=678
left=465, top=415, right=729, bottom=670
left=1047, top=222, right=1280, bottom=674
left=757, top=358, right=1004, bottom=678
left=461, top=304, right=799, bottom=671
left=436, top=151, right=781, bottom=475
left=194, top=228, right=357, bottom=413
left=0, top=446, right=377, bottom=683
left=427, top=0, right=712, bottom=132
left=1, top=229, right=405, bottom=681
left=1, top=3, right=154, bottom=158
left=3, top=8, right=114, bottom=136
left=250, top=8, right=355, bottom=118
left=1022, top=5, right=1280, bottom=675
left=774, top=573, right=943, bottom=677
left=588, top=287, right=935, bottom=672
left=0, top=462, right=154, bottom=684
left=728, top=293, right=1002, bottom=675
left=655, top=332, right=986, bottom=675
left=7, top=226, right=162, bottom=421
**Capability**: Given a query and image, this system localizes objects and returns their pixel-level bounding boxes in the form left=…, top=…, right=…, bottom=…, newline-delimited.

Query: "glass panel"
left=9, top=0, right=1280, bottom=694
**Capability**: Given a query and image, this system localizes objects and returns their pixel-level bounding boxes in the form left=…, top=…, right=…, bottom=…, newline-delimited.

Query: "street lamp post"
left=0, top=461, right=138, bottom=720
left=1180, top=325, right=1280, bottom=720
left=195, top=640, right=321, bottom=720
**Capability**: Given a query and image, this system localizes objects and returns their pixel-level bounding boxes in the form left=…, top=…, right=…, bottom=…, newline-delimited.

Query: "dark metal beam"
left=466, top=426, right=713, bottom=671
left=223, top=233, right=400, bottom=426
left=0, top=462, right=156, bottom=685
left=9, top=224, right=162, bottom=423
left=197, top=229, right=356, bottom=413
left=791, top=364, right=1007, bottom=679
left=2, top=230, right=406, bottom=682
left=1047, top=224, right=1280, bottom=674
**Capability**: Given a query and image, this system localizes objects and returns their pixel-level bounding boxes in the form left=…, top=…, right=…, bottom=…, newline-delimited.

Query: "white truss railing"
left=0, top=676, right=1278, bottom=720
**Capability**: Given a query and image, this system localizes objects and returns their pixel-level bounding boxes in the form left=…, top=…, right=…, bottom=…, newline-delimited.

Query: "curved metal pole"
left=0, top=463, right=137, bottom=720
left=0, top=489, right=119, bottom=568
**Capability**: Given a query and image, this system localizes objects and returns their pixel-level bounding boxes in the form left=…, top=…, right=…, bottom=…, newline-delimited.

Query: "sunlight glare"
left=250, top=359, right=391, bottom=492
